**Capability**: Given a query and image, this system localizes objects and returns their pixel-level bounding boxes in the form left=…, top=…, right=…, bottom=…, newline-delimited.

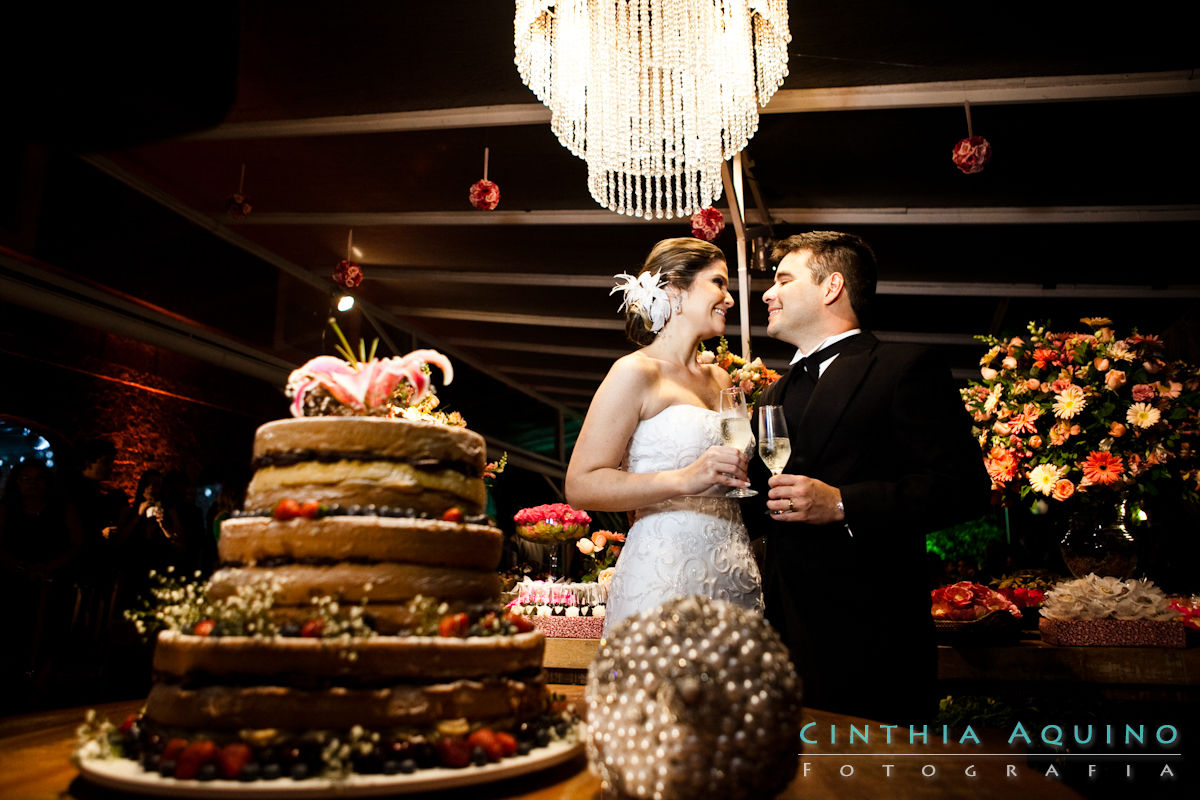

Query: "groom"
left=750, top=231, right=989, bottom=723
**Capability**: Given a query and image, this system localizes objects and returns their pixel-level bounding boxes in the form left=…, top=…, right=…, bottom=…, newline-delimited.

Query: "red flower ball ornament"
left=333, top=259, right=363, bottom=288
left=691, top=207, right=725, bottom=241
left=468, top=146, right=500, bottom=210
left=225, top=192, right=252, bottom=218
left=469, top=179, right=500, bottom=210
left=952, top=136, right=992, bottom=174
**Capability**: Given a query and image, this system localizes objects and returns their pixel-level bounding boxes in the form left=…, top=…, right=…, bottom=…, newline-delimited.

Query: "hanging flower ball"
left=690, top=207, right=725, bottom=241
left=469, top=179, right=500, bottom=210
left=332, top=259, right=363, bottom=288
left=225, top=192, right=252, bottom=217
left=585, top=595, right=801, bottom=799
left=952, top=136, right=992, bottom=174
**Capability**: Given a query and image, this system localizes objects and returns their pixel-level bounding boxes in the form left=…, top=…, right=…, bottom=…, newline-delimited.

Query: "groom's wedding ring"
left=787, top=498, right=795, bottom=513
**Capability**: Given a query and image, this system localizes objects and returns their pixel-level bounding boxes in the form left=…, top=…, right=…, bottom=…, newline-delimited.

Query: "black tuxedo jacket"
left=749, top=332, right=990, bottom=722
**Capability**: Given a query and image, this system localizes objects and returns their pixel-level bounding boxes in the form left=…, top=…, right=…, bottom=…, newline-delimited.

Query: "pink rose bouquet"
left=514, top=503, right=591, bottom=544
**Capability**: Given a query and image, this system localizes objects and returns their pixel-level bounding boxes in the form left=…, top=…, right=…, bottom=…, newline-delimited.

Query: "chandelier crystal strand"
left=516, top=0, right=789, bottom=219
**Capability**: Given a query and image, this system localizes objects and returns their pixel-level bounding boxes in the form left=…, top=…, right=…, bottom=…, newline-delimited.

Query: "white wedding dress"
left=603, top=404, right=764, bottom=635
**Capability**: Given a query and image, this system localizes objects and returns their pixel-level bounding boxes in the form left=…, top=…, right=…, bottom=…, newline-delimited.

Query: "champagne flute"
left=757, top=405, right=791, bottom=476
left=719, top=387, right=758, bottom=498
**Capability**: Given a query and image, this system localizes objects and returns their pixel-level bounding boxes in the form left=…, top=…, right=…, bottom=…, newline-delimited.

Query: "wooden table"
left=939, top=637, right=1200, bottom=702
left=0, top=685, right=1087, bottom=799
left=549, top=636, right=1200, bottom=700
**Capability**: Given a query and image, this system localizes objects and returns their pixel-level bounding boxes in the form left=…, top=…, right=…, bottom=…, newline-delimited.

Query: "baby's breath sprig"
left=405, top=595, right=450, bottom=635
left=305, top=594, right=377, bottom=640
left=124, top=568, right=212, bottom=637
left=123, top=570, right=378, bottom=639
left=73, top=709, right=118, bottom=762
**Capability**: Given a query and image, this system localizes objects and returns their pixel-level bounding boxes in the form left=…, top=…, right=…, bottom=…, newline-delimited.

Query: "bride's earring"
left=673, top=299, right=682, bottom=314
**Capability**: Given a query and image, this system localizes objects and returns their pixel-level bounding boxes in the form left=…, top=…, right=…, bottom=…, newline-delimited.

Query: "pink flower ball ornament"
left=690, top=207, right=725, bottom=241
left=469, top=179, right=500, bottom=210
left=952, top=136, right=992, bottom=174
left=333, top=259, right=363, bottom=288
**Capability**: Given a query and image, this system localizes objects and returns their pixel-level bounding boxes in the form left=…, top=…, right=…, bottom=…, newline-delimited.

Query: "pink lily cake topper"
left=286, top=319, right=453, bottom=417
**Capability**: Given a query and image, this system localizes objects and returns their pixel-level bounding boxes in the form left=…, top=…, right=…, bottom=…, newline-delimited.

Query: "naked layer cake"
left=107, top=343, right=573, bottom=781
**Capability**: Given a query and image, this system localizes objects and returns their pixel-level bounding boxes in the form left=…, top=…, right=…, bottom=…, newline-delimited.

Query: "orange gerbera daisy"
left=1080, top=451, right=1124, bottom=486
left=1032, top=348, right=1059, bottom=369
left=985, top=447, right=1019, bottom=484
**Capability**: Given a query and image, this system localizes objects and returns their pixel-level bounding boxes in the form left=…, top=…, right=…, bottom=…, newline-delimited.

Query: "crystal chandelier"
left=515, top=1, right=790, bottom=220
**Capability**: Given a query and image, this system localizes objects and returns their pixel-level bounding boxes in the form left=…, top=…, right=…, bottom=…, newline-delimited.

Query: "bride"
left=565, top=237, right=764, bottom=633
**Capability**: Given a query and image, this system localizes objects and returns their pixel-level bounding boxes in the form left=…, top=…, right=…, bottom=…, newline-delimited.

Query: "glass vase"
left=1059, top=497, right=1139, bottom=579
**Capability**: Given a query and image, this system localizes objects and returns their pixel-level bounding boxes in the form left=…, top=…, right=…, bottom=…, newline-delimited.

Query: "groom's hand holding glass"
left=766, top=474, right=847, bottom=526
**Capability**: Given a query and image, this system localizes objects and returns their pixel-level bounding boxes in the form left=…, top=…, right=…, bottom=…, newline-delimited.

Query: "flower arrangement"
left=962, top=318, right=1200, bottom=510
left=990, top=570, right=1056, bottom=610
left=931, top=581, right=1023, bottom=621
left=513, top=502, right=591, bottom=544
left=484, top=452, right=507, bottom=485
left=286, top=319, right=458, bottom=422
left=1040, top=574, right=1178, bottom=622
left=1168, top=596, right=1200, bottom=631
left=697, top=337, right=781, bottom=409
left=575, top=529, right=626, bottom=583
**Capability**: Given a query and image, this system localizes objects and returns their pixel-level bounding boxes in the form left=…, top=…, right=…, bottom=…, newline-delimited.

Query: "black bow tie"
left=796, top=335, right=860, bottom=382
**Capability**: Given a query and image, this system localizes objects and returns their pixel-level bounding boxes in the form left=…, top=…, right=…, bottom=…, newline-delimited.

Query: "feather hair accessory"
left=611, top=271, right=671, bottom=333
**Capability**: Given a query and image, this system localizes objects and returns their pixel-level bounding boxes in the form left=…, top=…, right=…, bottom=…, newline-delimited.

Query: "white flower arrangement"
left=1040, top=573, right=1178, bottom=622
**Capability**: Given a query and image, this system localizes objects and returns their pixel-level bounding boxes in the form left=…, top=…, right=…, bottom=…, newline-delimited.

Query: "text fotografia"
left=797, top=722, right=1182, bottom=783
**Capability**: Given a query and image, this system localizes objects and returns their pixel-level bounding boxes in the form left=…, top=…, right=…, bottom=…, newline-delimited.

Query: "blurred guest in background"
left=0, top=461, right=84, bottom=712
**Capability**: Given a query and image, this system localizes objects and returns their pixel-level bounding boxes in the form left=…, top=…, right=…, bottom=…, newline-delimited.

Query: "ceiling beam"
left=529, top=384, right=602, bottom=397
left=233, top=204, right=1200, bottom=227
left=183, top=72, right=1197, bottom=141
left=372, top=270, right=1200, bottom=299
left=183, top=104, right=550, bottom=140
left=764, top=70, right=1199, bottom=113
left=397, top=306, right=625, bottom=330
left=1, top=252, right=293, bottom=386
left=445, top=337, right=630, bottom=360
left=409, top=307, right=980, bottom=346
left=496, top=365, right=609, bottom=382
left=81, top=155, right=579, bottom=423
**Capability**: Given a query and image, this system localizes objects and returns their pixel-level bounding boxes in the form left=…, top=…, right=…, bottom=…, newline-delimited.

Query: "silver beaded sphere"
left=584, top=596, right=802, bottom=800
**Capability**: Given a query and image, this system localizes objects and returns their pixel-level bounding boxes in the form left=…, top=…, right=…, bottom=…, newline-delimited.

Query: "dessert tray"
left=76, top=734, right=584, bottom=798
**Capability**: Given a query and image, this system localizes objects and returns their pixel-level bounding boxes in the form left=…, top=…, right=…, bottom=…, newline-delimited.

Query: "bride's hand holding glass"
left=719, top=387, right=758, bottom=498
left=675, top=445, right=749, bottom=496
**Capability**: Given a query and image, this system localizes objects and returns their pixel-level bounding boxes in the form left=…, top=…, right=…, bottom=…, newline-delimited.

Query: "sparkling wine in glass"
left=719, top=387, right=758, bottom=498
left=757, top=405, right=791, bottom=476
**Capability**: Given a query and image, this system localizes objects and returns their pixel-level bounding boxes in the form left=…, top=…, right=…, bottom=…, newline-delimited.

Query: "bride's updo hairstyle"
left=625, top=237, right=725, bottom=346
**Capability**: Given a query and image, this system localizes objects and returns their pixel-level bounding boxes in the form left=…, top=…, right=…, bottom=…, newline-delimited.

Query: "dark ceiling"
left=3, top=1, right=1198, bottom=476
